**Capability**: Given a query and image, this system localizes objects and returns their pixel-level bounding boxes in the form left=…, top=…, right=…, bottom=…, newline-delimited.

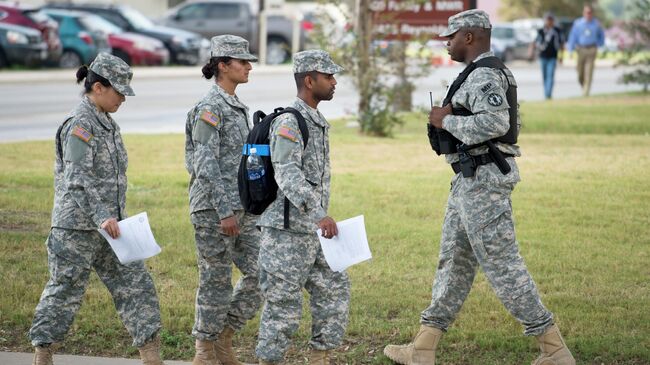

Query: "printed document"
left=317, top=215, right=371, bottom=272
left=99, top=212, right=161, bottom=264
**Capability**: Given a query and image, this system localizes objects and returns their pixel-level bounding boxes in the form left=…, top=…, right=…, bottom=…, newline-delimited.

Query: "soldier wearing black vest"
left=384, top=10, right=575, bottom=365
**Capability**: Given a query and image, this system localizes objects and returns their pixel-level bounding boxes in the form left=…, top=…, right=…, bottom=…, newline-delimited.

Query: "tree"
left=498, top=0, right=591, bottom=20
left=617, top=0, right=650, bottom=92
left=308, top=0, right=432, bottom=137
left=601, top=0, right=636, bottom=20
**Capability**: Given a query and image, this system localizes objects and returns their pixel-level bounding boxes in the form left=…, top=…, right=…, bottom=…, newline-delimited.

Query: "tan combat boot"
left=383, top=325, right=443, bottom=365
left=309, top=349, right=329, bottom=365
left=215, top=327, right=255, bottom=365
left=532, top=324, right=575, bottom=365
left=192, top=339, right=219, bottom=365
left=32, top=345, right=54, bottom=365
left=139, top=336, right=165, bottom=365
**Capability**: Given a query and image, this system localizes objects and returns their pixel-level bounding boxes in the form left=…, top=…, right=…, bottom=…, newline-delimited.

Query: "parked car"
left=491, top=23, right=531, bottom=62
left=43, top=3, right=205, bottom=65
left=43, top=9, right=168, bottom=66
left=158, top=0, right=303, bottom=64
left=0, top=22, right=47, bottom=68
left=0, top=2, right=62, bottom=64
left=41, top=9, right=111, bottom=68
left=297, top=2, right=351, bottom=49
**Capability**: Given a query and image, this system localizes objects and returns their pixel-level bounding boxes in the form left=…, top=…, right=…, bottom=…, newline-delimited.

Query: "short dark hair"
left=202, top=56, right=233, bottom=79
left=294, top=71, right=320, bottom=90
left=75, top=65, right=111, bottom=94
left=463, top=27, right=491, bottom=41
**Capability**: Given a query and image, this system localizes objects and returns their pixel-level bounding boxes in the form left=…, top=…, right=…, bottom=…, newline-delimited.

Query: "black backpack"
left=238, top=107, right=309, bottom=227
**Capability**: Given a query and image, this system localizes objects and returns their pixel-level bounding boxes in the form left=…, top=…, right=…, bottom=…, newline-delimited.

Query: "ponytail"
left=76, top=65, right=111, bottom=94
left=201, top=56, right=233, bottom=80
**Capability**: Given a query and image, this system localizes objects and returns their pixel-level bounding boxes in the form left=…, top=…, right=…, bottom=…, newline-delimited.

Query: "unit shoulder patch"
left=487, top=93, right=503, bottom=107
left=72, top=126, right=93, bottom=143
left=199, top=110, right=220, bottom=127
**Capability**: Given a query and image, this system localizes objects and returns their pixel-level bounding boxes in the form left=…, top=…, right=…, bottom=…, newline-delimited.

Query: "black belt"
left=451, top=153, right=513, bottom=174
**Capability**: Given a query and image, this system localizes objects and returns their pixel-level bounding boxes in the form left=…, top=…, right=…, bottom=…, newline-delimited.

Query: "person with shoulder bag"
left=255, top=50, right=350, bottom=365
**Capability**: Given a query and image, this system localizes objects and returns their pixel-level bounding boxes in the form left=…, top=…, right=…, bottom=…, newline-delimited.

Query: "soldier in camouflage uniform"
left=29, top=53, right=165, bottom=365
left=184, top=35, right=261, bottom=365
left=383, top=10, right=576, bottom=365
left=255, top=50, right=350, bottom=365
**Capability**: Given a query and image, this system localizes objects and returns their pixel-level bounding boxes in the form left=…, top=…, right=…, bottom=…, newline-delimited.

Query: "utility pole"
left=259, top=0, right=267, bottom=65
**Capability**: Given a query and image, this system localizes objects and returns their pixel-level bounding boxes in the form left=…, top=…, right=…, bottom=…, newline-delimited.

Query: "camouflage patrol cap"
left=89, top=52, right=134, bottom=96
left=210, top=34, right=258, bottom=61
left=439, top=9, right=492, bottom=37
left=293, top=49, right=343, bottom=74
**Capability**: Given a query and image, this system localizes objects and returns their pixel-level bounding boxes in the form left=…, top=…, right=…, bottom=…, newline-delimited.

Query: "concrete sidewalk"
left=0, top=351, right=192, bottom=365
left=0, top=64, right=293, bottom=84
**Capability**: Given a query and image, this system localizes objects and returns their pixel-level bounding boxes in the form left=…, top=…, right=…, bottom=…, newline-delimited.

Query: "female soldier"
left=29, top=53, right=165, bottom=365
left=184, top=35, right=262, bottom=365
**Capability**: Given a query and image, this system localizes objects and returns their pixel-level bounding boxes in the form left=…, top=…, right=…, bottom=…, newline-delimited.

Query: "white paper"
left=98, top=212, right=162, bottom=264
left=317, top=215, right=372, bottom=272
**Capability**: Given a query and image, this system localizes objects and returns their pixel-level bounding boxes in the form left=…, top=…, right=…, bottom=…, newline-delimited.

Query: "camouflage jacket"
left=51, top=96, right=128, bottom=230
left=258, top=98, right=330, bottom=233
left=185, top=83, right=251, bottom=219
left=442, top=51, right=522, bottom=164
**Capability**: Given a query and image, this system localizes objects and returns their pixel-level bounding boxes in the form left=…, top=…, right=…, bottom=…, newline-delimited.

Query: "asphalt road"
left=0, top=61, right=642, bottom=142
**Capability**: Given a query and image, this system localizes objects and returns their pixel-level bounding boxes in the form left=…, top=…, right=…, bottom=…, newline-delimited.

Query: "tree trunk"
left=393, top=41, right=413, bottom=112
left=356, top=0, right=372, bottom=131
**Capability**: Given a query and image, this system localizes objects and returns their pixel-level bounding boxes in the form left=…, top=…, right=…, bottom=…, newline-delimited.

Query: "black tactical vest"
left=427, top=56, right=519, bottom=155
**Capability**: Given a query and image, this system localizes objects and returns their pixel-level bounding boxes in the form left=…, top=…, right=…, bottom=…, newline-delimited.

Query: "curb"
left=0, top=59, right=619, bottom=84
left=0, top=351, right=191, bottom=365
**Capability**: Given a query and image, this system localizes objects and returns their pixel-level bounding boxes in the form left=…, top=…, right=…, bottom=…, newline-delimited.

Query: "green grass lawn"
left=1, top=93, right=649, bottom=364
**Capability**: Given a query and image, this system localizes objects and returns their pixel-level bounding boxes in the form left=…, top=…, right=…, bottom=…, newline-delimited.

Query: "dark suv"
left=0, top=22, right=48, bottom=68
left=42, top=3, right=206, bottom=65
left=0, top=2, right=62, bottom=64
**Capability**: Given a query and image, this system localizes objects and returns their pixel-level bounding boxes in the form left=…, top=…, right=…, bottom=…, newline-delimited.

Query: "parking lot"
left=0, top=1, right=328, bottom=69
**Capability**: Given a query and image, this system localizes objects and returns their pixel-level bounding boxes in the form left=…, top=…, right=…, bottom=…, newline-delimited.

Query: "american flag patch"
left=72, top=126, right=93, bottom=143
left=200, top=110, right=220, bottom=127
left=277, top=126, right=299, bottom=142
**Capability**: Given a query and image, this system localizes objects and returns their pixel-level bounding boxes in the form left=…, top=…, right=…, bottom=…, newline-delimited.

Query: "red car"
left=86, top=14, right=169, bottom=66
left=0, top=2, right=62, bottom=64
left=44, top=8, right=168, bottom=67
left=109, top=32, right=169, bottom=66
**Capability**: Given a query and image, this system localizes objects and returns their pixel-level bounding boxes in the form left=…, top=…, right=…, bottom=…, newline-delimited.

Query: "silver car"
left=491, top=23, right=531, bottom=62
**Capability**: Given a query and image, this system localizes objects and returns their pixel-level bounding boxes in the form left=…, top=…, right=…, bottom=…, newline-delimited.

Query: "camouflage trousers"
left=191, top=210, right=262, bottom=340
left=29, top=228, right=162, bottom=347
left=256, top=227, right=350, bottom=363
left=421, top=160, right=554, bottom=336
